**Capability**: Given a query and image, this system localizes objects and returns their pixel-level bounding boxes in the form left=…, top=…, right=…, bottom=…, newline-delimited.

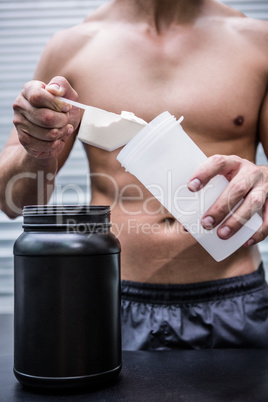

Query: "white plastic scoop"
left=59, top=97, right=148, bottom=151
left=58, top=97, right=88, bottom=110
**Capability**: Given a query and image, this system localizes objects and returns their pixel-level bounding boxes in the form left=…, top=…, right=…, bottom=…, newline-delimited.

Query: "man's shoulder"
left=228, top=12, right=268, bottom=33
left=50, top=20, right=104, bottom=50
left=226, top=15, right=268, bottom=51
left=46, top=3, right=114, bottom=55
left=210, top=1, right=268, bottom=41
left=207, top=0, right=268, bottom=53
left=34, top=19, right=106, bottom=82
left=39, top=19, right=107, bottom=75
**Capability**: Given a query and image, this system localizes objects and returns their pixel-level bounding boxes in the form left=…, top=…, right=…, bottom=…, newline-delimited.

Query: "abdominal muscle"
left=89, top=167, right=261, bottom=284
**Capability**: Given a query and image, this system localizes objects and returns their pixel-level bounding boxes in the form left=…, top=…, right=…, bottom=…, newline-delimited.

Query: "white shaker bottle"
left=117, top=112, right=262, bottom=262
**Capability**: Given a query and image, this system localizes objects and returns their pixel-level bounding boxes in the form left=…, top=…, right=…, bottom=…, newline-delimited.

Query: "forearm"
left=0, top=144, right=58, bottom=218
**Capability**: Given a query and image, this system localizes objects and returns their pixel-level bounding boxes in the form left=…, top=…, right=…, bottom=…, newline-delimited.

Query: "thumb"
left=45, top=76, right=78, bottom=101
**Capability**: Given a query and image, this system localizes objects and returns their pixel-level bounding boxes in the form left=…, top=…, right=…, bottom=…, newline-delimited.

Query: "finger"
left=23, top=107, right=71, bottom=130
left=201, top=169, right=262, bottom=230
left=45, top=76, right=79, bottom=104
left=188, top=154, right=242, bottom=191
left=45, top=77, right=81, bottom=129
left=14, top=94, right=71, bottom=131
left=19, top=129, right=72, bottom=159
left=22, top=80, right=71, bottom=113
left=17, top=121, right=74, bottom=143
left=46, top=76, right=78, bottom=97
left=244, top=200, right=268, bottom=247
left=216, top=187, right=265, bottom=239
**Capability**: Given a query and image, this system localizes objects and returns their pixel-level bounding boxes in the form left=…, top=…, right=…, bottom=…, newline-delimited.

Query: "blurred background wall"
left=0, top=0, right=267, bottom=313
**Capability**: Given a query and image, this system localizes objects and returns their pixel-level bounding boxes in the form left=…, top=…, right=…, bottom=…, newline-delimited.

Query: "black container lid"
left=22, top=205, right=111, bottom=228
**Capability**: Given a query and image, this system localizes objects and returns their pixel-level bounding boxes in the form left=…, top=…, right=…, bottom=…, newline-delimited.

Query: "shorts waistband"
left=121, top=263, right=266, bottom=305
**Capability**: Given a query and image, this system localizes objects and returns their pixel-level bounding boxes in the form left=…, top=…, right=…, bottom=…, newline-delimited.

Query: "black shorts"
left=121, top=263, right=268, bottom=350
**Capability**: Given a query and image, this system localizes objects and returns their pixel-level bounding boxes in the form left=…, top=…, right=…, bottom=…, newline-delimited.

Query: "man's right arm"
left=0, top=77, right=81, bottom=218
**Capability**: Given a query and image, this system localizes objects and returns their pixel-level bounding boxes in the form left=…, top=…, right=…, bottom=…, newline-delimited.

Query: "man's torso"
left=46, top=2, right=268, bottom=283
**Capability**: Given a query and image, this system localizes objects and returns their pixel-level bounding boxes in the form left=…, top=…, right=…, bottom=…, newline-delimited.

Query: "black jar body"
left=13, top=205, right=121, bottom=389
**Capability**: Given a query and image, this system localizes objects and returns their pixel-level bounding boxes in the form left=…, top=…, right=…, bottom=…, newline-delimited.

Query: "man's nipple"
left=234, top=115, right=244, bottom=126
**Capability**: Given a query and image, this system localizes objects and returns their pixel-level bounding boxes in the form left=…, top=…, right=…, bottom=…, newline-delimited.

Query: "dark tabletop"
left=1, top=315, right=268, bottom=401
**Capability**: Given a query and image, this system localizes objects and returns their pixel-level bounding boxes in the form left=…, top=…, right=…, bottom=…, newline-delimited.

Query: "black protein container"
left=13, top=205, right=121, bottom=389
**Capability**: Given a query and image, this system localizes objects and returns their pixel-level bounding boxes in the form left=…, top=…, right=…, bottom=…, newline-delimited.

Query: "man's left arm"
left=187, top=92, right=268, bottom=247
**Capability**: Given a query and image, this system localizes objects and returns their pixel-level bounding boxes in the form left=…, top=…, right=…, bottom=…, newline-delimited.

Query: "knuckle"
left=250, top=164, right=261, bottom=179
left=51, top=76, right=78, bottom=100
left=230, top=154, right=242, bottom=164
left=41, top=110, right=57, bottom=127
left=249, top=192, right=265, bottom=210
left=231, top=179, right=248, bottom=197
left=28, top=91, right=43, bottom=107
left=258, top=171, right=268, bottom=191
left=211, top=154, right=226, bottom=169
left=22, top=81, right=32, bottom=92
left=53, top=75, right=68, bottom=86
left=13, top=114, right=23, bottom=126
left=23, top=80, right=34, bottom=87
left=47, top=128, right=58, bottom=140
left=13, top=96, right=23, bottom=112
left=47, top=128, right=63, bottom=140
left=52, top=76, right=75, bottom=92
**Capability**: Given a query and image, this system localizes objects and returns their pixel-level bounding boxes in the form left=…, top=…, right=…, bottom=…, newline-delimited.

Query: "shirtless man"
left=0, top=0, right=268, bottom=349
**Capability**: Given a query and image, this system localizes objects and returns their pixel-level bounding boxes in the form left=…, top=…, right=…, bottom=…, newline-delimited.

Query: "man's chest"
left=68, top=30, right=265, bottom=149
